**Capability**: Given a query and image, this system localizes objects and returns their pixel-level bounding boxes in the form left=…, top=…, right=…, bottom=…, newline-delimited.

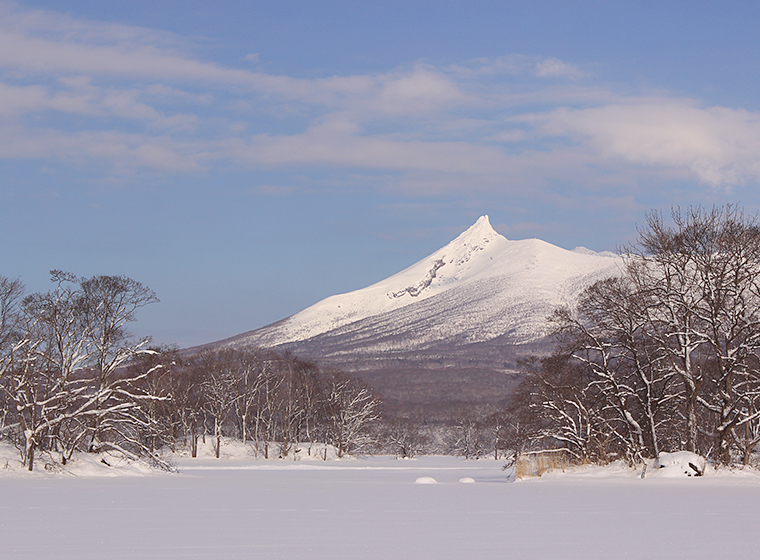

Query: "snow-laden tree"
left=12, top=272, right=93, bottom=469
left=195, top=350, right=240, bottom=459
left=523, top=205, right=760, bottom=466
left=78, top=273, right=159, bottom=452
left=0, top=272, right=167, bottom=470
left=182, top=349, right=383, bottom=459
left=231, top=350, right=266, bottom=445
left=0, top=277, right=24, bottom=353
left=381, top=418, right=429, bottom=458
left=0, top=277, right=27, bottom=438
left=325, top=371, right=381, bottom=457
left=550, top=276, right=680, bottom=462
left=521, top=354, right=611, bottom=462
left=630, top=206, right=760, bottom=463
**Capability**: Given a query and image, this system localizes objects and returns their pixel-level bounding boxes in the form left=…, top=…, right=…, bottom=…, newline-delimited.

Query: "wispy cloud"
left=2, top=1, right=760, bottom=195
left=534, top=57, right=587, bottom=79
left=449, top=54, right=588, bottom=79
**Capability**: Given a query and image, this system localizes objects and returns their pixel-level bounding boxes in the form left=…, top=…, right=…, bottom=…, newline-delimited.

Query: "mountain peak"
left=473, top=214, right=492, bottom=228
left=457, top=215, right=498, bottom=242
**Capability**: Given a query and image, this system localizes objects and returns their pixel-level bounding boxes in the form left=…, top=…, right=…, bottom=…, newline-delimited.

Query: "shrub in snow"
left=513, top=450, right=570, bottom=478
left=653, top=451, right=706, bottom=477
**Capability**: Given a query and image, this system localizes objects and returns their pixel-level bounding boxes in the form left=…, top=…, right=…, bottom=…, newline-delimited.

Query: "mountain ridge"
left=213, top=215, right=621, bottom=352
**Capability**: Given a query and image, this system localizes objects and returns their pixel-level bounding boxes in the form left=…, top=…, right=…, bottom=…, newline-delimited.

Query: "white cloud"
left=1, top=1, right=759, bottom=197
left=527, top=100, right=760, bottom=186
left=0, top=123, right=204, bottom=173
left=372, top=67, right=467, bottom=115
left=0, top=27, right=250, bottom=84
left=227, top=119, right=509, bottom=174
left=0, top=79, right=199, bottom=131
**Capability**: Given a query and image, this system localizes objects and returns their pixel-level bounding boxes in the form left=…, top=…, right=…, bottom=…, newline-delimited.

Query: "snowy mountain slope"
left=218, top=216, right=622, bottom=354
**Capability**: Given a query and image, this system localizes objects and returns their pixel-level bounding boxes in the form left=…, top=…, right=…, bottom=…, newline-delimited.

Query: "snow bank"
left=0, top=442, right=162, bottom=478
left=653, top=451, right=707, bottom=477
left=0, top=437, right=349, bottom=478
left=512, top=453, right=760, bottom=481
left=175, top=437, right=345, bottom=462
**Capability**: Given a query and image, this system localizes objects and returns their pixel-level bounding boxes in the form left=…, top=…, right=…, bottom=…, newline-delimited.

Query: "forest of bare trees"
left=510, top=205, right=760, bottom=467
left=0, top=272, right=382, bottom=470
left=149, top=347, right=383, bottom=461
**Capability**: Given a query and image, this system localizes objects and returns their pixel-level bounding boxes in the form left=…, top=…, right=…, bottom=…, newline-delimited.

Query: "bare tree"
left=525, top=205, right=760, bottom=466
left=78, top=274, right=159, bottom=452
left=0, top=277, right=24, bottom=352
left=523, top=354, right=610, bottom=463
left=383, top=418, right=429, bottom=458
left=551, top=276, right=680, bottom=462
left=13, top=272, right=91, bottom=469
left=195, top=350, right=240, bottom=458
left=0, top=272, right=168, bottom=470
left=326, top=371, right=381, bottom=457
left=632, top=206, right=760, bottom=463
left=233, top=350, right=267, bottom=445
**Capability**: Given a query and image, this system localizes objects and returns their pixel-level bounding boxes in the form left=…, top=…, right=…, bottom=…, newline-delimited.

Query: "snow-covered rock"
left=653, top=451, right=707, bottom=477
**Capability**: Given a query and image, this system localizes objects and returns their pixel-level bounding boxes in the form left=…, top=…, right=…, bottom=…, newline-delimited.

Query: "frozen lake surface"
left=2, top=455, right=760, bottom=559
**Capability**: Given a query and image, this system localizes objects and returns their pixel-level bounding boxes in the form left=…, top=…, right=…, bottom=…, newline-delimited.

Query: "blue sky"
left=3, top=1, right=760, bottom=346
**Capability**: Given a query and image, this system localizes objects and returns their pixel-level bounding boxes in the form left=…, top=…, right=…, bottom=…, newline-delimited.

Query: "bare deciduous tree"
left=517, top=205, right=760, bottom=467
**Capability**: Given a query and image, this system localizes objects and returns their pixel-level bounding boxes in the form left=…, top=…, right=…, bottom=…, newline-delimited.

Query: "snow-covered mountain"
left=215, top=216, right=621, bottom=356
left=197, top=216, right=622, bottom=413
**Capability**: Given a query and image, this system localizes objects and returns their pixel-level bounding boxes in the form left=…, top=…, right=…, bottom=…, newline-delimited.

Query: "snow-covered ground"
left=2, top=444, right=760, bottom=559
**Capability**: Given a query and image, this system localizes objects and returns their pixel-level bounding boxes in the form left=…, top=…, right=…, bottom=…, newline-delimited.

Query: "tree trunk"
left=685, top=391, right=698, bottom=453
left=26, top=439, right=34, bottom=472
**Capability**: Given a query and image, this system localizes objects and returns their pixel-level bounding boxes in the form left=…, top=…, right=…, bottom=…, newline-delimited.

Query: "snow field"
left=2, top=454, right=760, bottom=559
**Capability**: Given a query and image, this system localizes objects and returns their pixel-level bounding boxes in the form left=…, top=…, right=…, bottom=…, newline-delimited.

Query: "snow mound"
left=653, top=451, right=706, bottom=477
left=459, top=477, right=475, bottom=483
left=415, top=476, right=438, bottom=484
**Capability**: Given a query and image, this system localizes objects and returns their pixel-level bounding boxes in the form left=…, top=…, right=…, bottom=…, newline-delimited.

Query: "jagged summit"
left=215, top=216, right=622, bottom=353
left=456, top=214, right=500, bottom=242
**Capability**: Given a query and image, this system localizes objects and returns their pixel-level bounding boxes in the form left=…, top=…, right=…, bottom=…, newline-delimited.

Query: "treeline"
left=509, top=205, right=760, bottom=467
left=130, top=350, right=515, bottom=462
left=139, top=347, right=382, bottom=461
left=0, top=272, right=381, bottom=471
